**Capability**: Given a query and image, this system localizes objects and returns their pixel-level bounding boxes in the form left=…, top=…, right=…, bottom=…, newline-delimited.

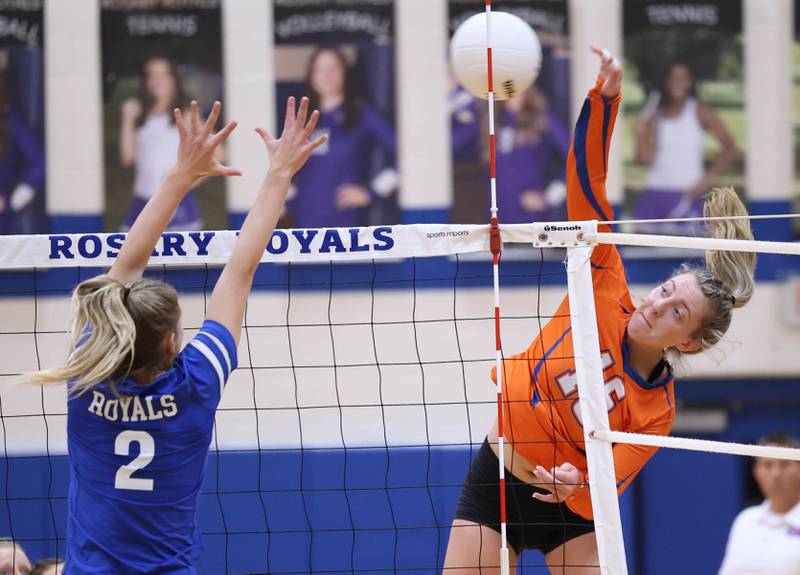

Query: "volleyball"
left=450, top=11, right=542, bottom=101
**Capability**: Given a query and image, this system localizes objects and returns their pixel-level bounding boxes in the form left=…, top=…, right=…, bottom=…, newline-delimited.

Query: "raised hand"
left=531, top=462, right=584, bottom=503
left=255, top=96, right=328, bottom=178
left=591, top=46, right=623, bottom=99
left=174, top=100, right=242, bottom=181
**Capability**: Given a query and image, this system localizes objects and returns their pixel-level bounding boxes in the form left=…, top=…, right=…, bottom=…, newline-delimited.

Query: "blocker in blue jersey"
left=66, top=319, right=236, bottom=572
left=20, top=97, right=327, bottom=574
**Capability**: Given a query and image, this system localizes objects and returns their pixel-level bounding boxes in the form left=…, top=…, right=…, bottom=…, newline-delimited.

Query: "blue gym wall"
left=4, top=394, right=800, bottom=575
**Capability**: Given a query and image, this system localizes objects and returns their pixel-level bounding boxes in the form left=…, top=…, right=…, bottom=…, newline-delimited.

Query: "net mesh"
left=0, top=243, right=573, bottom=574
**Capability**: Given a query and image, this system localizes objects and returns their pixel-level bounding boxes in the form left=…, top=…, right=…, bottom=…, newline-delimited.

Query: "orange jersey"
left=495, top=82, right=675, bottom=520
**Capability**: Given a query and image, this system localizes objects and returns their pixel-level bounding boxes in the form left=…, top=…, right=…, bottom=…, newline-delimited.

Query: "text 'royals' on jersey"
left=65, top=319, right=237, bottom=574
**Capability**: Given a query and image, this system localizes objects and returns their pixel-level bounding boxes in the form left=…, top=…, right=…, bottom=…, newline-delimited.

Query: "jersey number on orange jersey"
left=555, top=351, right=626, bottom=427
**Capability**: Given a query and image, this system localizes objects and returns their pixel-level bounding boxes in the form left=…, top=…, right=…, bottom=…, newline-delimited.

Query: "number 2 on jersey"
left=114, top=430, right=155, bottom=491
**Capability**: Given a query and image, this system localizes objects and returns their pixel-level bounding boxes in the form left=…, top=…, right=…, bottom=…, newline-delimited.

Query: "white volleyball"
left=450, top=11, right=542, bottom=101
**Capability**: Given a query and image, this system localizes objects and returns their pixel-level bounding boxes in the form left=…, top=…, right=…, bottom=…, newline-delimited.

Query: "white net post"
left=565, top=244, right=628, bottom=575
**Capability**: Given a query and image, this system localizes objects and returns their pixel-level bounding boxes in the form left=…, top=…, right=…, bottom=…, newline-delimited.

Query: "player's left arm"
left=565, top=416, right=672, bottom=516
left=204, top=97, right=327, bottom=345
left=532, top=410, right=672, bottom=513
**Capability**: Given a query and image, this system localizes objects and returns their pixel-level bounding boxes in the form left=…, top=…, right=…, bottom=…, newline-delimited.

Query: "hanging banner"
left=100, top=0, right=227, bottom=232
left=447, top=0, right=570, bottom=226
left=622, top=0, right=745, bottom=239
left=272, top=0, right=399, bottom=229
left=0, top=0, right=46, bottom=235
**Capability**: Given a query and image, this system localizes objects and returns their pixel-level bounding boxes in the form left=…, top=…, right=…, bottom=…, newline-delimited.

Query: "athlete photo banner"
left=100, top=0, right=227, bottom=233
left=272, top=0, right=399, bottom=230
left=0, top=0, right=46, bottom=235
left=447, top=0, right=570, bottom=227
left=794, top=0, right=800, bottom=239
left=622, top=0, right=746, bottom=240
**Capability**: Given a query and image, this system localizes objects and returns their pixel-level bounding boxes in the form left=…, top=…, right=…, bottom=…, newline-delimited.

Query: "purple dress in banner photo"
left=494, top=107, right=570, bottom=224
left=450, top=86, right=486, bottom=225
left=289, top=104, right=396, bottom=229
left=0, top=110, right=45, bottom=235
left=450, top=86, right=482, bottom=165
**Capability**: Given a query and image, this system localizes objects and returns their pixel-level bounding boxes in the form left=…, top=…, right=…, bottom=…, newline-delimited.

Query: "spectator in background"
left=0, top=52, right=45, bottom=236
left=289, top=46, right=397, bottom=228
left=0, top=538, right=31, bottom=574
left=633, top=61, right=739, bottom=235
left=28, top=559, right=62, bottom=575
left=119, top=56, right=201, bottom=231
left=488, top=85, right=570, bottom=224
left=719, top=432, right=800, bottom=575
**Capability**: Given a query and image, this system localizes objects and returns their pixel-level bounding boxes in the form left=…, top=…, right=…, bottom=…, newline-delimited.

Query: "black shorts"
left=453, top=439, right=595, bottom=555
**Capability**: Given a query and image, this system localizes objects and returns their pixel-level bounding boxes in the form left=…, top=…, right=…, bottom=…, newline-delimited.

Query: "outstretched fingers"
left=590, top=45, right=622, bottom=97
left=174, top=107, right=188, bottom=140
left=283, top=96, right=296, bottom=134
left=293, top=97, right=310, bottom=135
left=210, top=119, right=238, bottom=148
left=254, top=126, right=274, bottom=145
left=190, top=100, right=200, bottom=135
left=590, top=45, right=611, bottom=65
left=591, top=46, right=621, bottom=73
left=302, top=109, right=321, bottom=141
left=215, top=164, right=243, bottom=177
left=306, top=131, right=329, bottom=155
left=202, top=100, right=222, bottom=138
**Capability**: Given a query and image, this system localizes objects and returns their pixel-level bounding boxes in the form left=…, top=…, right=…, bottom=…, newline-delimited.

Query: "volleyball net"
left=1, top=222, right=800, bottom=575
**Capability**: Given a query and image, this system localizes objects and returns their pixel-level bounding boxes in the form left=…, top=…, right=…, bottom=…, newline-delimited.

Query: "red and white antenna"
left=484, top=2, right=510, bottom=575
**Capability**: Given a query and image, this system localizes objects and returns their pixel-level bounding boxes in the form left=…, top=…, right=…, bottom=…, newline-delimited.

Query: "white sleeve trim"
left=201, top=331, right=233, bottom=376
left=189, top=340, right=225, bottom=399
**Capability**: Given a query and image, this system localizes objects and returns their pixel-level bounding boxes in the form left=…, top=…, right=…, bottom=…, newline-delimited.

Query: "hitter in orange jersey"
left=444, top=48, right=757, bottom=575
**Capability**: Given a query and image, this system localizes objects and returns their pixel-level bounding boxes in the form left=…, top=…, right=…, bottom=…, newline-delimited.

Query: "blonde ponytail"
left=20, top=275, right=180, bottom=396
left=19, top=275, right=135, bottom=394
left=676, top=187, right=756, bottom=355
left=703, top=186, right=756, bottom=308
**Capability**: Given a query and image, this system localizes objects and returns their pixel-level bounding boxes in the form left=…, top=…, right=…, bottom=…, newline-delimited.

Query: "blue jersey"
left=64, top=320, right=237, bottom=574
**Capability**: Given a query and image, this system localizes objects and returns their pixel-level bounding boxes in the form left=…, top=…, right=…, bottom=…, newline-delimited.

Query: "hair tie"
left=729, top=294, right=736, bottom=306
left=122, top=286, right=131, bottom=306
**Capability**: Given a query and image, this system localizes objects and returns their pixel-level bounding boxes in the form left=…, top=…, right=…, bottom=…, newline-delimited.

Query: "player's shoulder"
left=177, top=319, right=238, bottom=400
left=185, top=320, right=237, bottom=361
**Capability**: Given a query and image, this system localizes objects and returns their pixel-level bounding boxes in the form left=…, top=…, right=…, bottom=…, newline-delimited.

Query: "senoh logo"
left=543, top=225, right=581, bottom=232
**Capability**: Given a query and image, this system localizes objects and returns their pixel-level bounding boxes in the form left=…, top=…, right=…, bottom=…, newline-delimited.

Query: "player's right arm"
left=204, top=97, right=327, bottom=344
left=566, top=47, right=622, bottom=233
left=566, top=48, right=626, bottom=285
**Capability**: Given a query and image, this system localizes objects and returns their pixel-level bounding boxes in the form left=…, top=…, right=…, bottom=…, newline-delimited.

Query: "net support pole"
left=566, top=245, right=628, bottom=575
